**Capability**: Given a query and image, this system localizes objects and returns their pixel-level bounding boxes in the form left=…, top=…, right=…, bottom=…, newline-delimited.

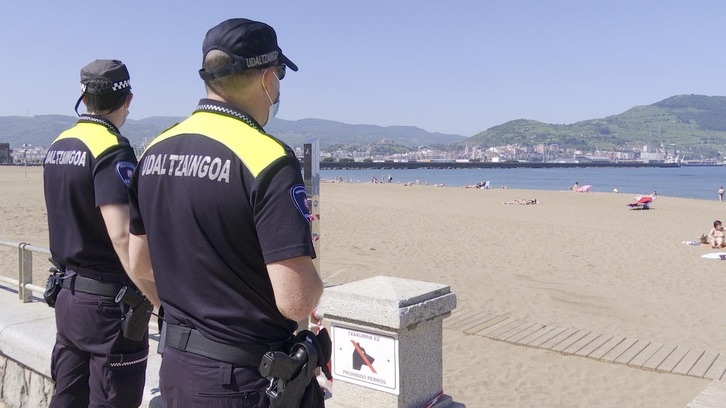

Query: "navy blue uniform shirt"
left=43, top=116, right=137, bottom=281
left=128, top=99, right=315, bottom=345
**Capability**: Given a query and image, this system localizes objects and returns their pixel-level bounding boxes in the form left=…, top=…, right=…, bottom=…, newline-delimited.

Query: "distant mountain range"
left=466, top=95, right=726, bottom=156
left=2, top=94, right=726, bottom=155
left=0, top=115, right=466, bottom=150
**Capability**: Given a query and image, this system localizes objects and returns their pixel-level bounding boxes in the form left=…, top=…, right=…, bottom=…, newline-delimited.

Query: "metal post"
left=22, top=143, right=31, bottom=178
left=18, top=243, right=32, bottom=303
left=303, top=140, right=321, bottom=273
left=298, top=140, right=321, bottom=335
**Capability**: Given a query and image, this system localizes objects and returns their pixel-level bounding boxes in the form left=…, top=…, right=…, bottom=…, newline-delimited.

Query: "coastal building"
left=640, top=145, right=667, bottom=163
left=10, top=145, right=45, bottom=165
left=0, top=143, right=10, bottom=164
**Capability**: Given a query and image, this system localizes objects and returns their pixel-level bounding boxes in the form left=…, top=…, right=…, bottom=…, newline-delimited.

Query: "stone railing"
left=0, top=240, right=461, bottom=407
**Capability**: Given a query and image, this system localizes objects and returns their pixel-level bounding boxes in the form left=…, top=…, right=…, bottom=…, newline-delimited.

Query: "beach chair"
left=627, top=195, right=653, bottom=210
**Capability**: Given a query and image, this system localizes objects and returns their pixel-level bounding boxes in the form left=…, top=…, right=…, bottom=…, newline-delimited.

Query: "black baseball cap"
left=198, top=18, right=298, bottom=81
left=80, top=59, right=131, bottom=95
left=74, top=59, right=131, bottom=115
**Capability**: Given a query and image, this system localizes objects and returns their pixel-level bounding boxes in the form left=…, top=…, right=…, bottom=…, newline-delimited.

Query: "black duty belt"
left=161, top=323, right=289, bottom=367
left=59, top=275, right=124, bottom=297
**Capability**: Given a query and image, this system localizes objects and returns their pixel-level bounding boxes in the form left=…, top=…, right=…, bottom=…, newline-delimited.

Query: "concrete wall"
left=0, top=288, right=162, bottom=408
left=0, top=276, right=459, bottom=408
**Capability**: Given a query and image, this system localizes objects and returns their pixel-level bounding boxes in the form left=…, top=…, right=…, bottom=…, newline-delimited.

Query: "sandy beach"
left=2, top=165, right=725, bottom=407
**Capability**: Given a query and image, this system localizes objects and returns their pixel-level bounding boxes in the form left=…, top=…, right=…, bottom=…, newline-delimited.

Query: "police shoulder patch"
left=290, top=184, right=311, bottom=224
left=116, top=161, right=136, bottom=186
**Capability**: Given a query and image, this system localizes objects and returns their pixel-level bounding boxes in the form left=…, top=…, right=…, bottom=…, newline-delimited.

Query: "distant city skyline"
left=2, top=1, right=726, bottom=137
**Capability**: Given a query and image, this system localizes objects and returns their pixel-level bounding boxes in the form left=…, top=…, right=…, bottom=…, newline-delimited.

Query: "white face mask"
left=262, top=67, right=280, bottom=126
left=268, top=100, right=280, bottom=123
left=119, top=109, right=129, bottom=128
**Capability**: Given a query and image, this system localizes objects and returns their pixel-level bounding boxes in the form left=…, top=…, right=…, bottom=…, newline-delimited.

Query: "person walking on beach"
left=127, top=18, right=325, bottom=407
left=43, top=60, right=149, bottom=407
left=718, top=186, right=724, bottom=202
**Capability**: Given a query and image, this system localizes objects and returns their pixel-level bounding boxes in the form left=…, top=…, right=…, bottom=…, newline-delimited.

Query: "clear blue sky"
left=1, top=1, right=725, bottom=136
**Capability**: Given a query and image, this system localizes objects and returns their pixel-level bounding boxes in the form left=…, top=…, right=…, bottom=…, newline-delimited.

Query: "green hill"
left=465, top=94, right=726, bottom=158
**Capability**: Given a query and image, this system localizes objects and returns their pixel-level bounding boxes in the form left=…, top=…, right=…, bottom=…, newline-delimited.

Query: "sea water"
left=321, top=166, right=726, bottom=201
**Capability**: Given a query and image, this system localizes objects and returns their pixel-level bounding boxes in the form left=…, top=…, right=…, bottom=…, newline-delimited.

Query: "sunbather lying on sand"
left=503, top=199, right=540, bottom=205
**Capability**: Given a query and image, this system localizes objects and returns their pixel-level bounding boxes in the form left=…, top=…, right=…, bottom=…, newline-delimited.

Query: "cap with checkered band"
left=198, top=18, right=298, bottom=81
left=79, top=59, right=131, bottom=95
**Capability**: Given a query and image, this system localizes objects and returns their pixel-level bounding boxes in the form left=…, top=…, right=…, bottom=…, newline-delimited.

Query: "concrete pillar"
left=318, top=276, right=463, bottom=408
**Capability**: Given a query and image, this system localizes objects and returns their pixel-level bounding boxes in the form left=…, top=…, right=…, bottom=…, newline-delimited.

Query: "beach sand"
left=2, top=166, right=725, bottom=407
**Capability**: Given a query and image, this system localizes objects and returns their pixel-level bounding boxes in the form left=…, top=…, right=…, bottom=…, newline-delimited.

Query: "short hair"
left=202, top=50, right=260, bottom=95
left=715, top=220, right=722, bottom=228
left=83, top=79, right=129, bottom=114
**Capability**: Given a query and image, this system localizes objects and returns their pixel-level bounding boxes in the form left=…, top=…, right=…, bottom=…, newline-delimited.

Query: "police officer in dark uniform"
left=43, top=59, right=149, bottom=407
left=127, top=18, right=325, bottom=407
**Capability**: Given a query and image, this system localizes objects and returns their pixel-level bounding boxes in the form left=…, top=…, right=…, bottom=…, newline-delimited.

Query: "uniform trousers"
left=50, top=288, right=149, bottom=408
left=159, top=346, right=325, bottom=407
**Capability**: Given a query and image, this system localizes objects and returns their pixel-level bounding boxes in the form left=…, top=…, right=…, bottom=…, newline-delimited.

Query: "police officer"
left=43, top=59, right=149, bottom=407
left=127, top=18, right=324, bottom=407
